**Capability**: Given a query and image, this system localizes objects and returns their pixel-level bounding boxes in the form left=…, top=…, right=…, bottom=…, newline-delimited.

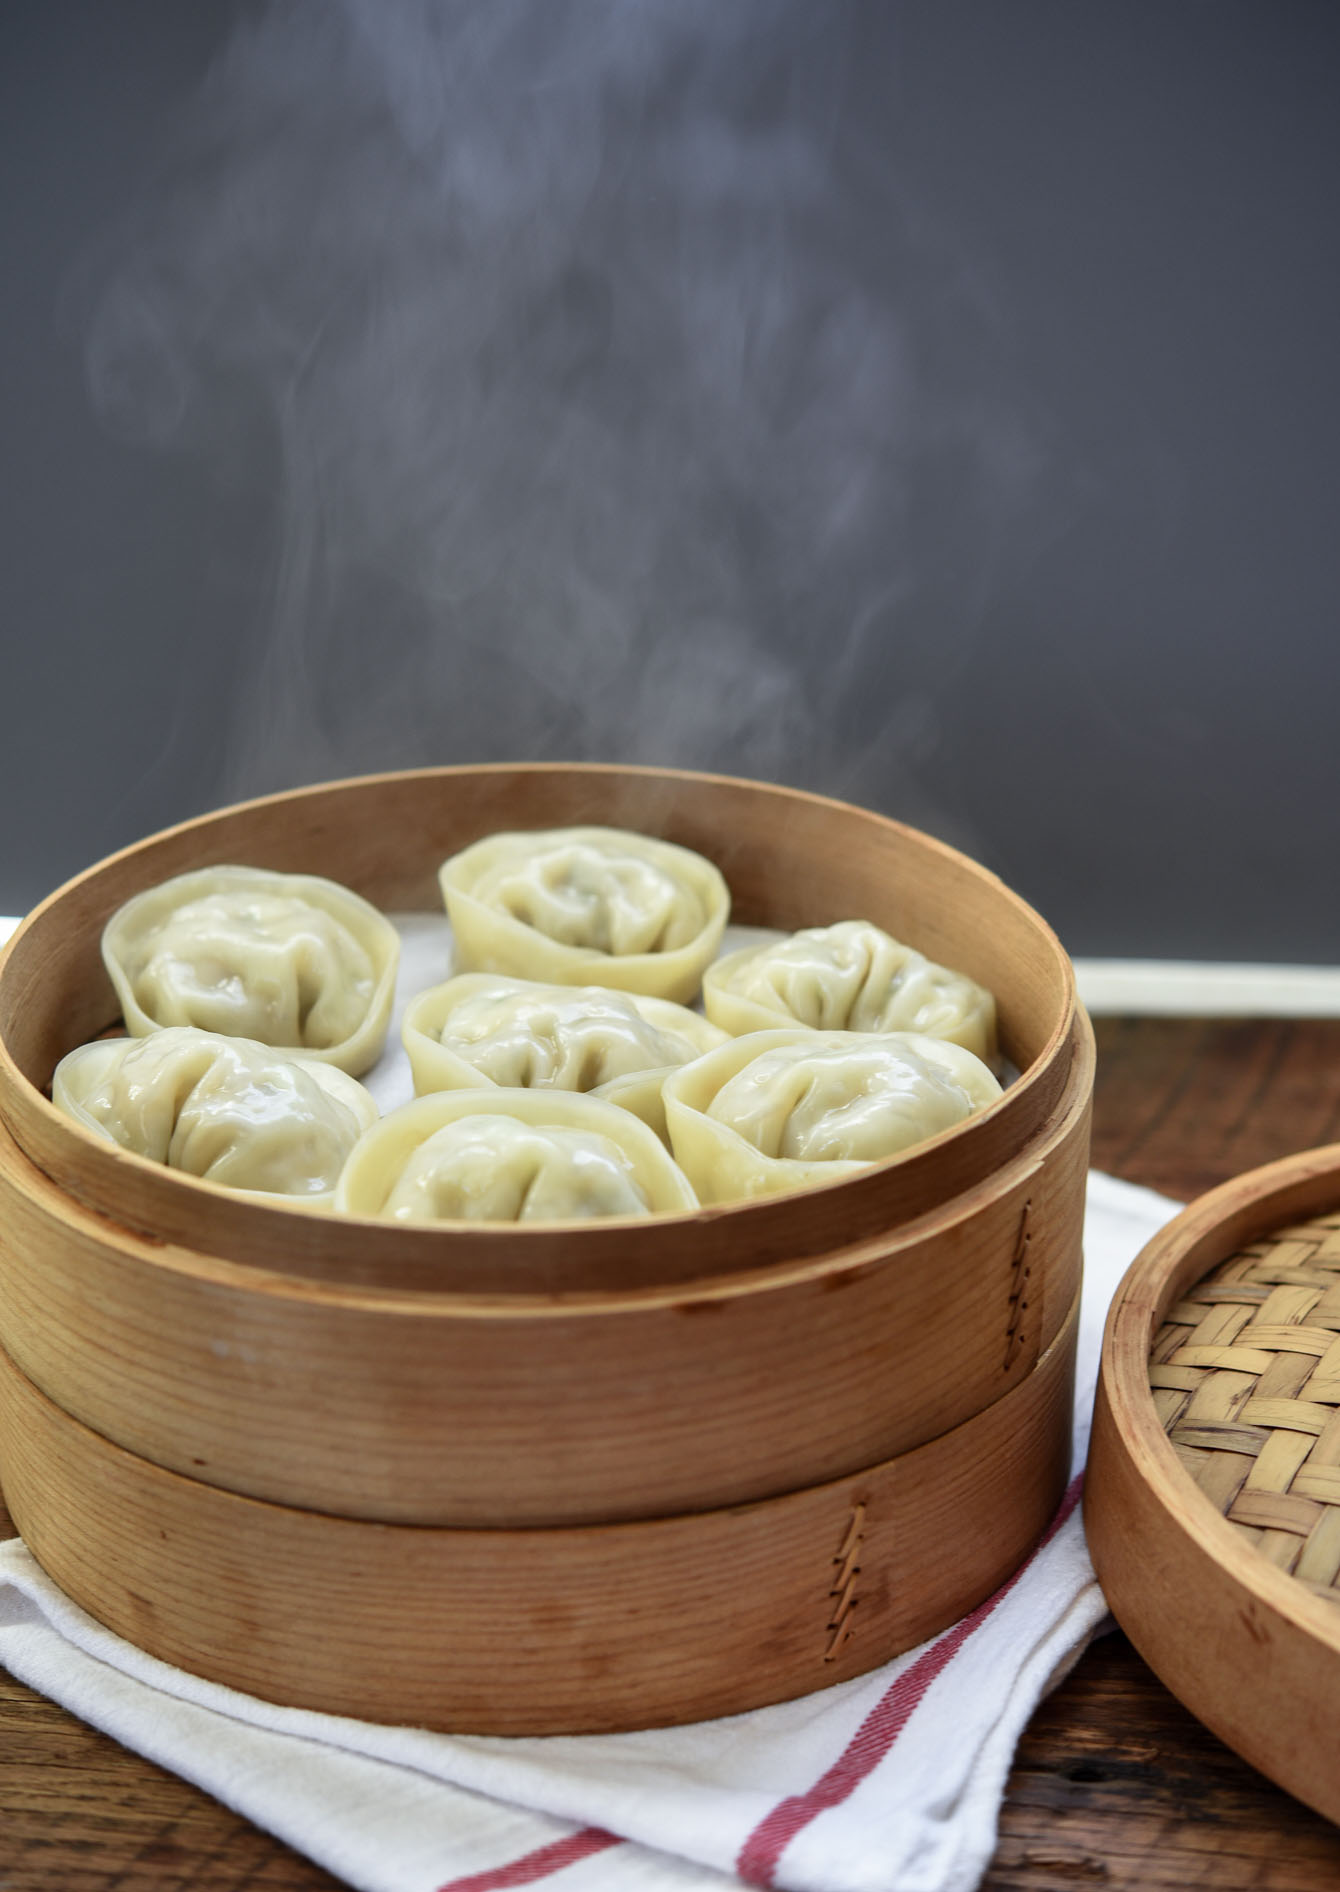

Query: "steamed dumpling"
left=379, top=1118, right=650, bottom=1222
left=401, top=974, right=729, bottom=1137
left=702, top=920, right=996, bottom=1063
left=102, top=865, right=400, bottom=1075
left=336, top=1088, right=700, bottom=1223
left=405, top=978, right=724, bottom=1089
left=662, top=1028, right=1002, bottom=1204
left=51, top=1027, right=378, bottom=1203
left=439, top=826, right=729, bottom=1004
left=706, top=1036, right=1000, bottom=1161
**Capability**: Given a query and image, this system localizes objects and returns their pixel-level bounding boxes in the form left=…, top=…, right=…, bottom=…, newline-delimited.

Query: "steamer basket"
left=0, top=1289, right=1078, bottom=1735
left=1086, top=1145, right=1340, bottom=1824
left=0, top=765, right=1092, bottom=1726
left=0, top=766, right=1081, bottom=1290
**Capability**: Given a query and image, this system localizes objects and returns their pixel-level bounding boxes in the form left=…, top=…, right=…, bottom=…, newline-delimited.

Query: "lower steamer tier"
left=0, top=1290, right=1077, bottom=1735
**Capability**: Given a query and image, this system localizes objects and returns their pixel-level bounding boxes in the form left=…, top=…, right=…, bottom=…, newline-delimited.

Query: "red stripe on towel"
left=438, top=1826, right=621, bottom=1891
left=735, top=1474, right=1085, bottom=1888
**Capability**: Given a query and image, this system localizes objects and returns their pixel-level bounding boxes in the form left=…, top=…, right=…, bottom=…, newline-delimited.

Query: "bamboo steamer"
left=0, top=764, right=1092, bottom=1729
left=1086, top=1145, right=1340, bottom=1823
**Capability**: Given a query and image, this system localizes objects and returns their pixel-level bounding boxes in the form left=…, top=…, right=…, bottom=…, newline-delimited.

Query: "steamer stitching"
left=1003, top=1196, right=1033, bottom=1371
left=824, top=1500, right=866, bottom=1661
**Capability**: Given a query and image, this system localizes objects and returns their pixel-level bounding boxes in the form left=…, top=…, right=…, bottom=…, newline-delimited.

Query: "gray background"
left=2, top=1, right=1337, bottom=961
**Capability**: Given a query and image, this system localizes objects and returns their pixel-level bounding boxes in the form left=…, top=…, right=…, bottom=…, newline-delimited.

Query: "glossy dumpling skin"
left=401, top=974, right=730, bottom=1139
left=439, top=826, right=730, bottom=1005
left=702, top=920, right=997, bottom=1064
left=51, top=1027, right=378, bottom=1204
left=102, top=865, right=401, bottom=1076
left=662, top=1028, right=1002, bottom=1205
left=335, top=1088, right=700, bottom=1224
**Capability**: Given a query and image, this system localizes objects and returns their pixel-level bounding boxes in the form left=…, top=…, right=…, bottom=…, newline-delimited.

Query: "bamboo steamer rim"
left=1086, top=1142, right=1340, bottom=1822
left=0, top=1006, right=1092, bottom=1323
left=0, top=763, right=1079, bottom=1293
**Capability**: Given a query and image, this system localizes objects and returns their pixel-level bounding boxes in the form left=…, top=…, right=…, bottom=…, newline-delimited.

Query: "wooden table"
left=5, top=1016, right=1340, bottom=1889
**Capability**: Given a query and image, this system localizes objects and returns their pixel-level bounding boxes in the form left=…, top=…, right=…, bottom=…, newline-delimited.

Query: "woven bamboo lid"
left=1149, top=1213, right=1340, bottom=1598
left=1086, top=1145, right=1340, bottom=1823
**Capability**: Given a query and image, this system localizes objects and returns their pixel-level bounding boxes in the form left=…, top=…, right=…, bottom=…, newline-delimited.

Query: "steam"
left=82, top=0, right=1049, bottom=822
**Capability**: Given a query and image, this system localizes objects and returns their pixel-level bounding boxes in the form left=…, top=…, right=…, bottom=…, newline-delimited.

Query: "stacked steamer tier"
left=0, top=765, right=1092, bottom=1734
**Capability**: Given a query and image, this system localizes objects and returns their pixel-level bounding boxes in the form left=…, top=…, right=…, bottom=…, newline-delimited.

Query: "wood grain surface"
left=5, top=1015, right=1340, bottom=1886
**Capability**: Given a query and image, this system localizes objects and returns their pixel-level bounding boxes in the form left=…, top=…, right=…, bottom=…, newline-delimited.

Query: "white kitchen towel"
left=0, top=1170, right=1179, bottom=1892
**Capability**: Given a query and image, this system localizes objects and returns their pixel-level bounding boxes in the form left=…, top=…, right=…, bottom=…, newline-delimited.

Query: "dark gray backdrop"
left=3, top=1, right=1337, bottom=961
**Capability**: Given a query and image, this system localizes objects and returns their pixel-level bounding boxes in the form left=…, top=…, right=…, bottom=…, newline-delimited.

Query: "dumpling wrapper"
left=439, top=826, right=729, bottom=1005
left=336, top=1088, right=700, bottom=1224
left=662, top=1028, right=1002, bottom=1205
left=702, top=919, right=997, bottom=1064
left=401, top=974, right=730, bottom=1141
left=102, top=865, right=401, bottom=1076
left=52, top=1026, right=378, bottom=1205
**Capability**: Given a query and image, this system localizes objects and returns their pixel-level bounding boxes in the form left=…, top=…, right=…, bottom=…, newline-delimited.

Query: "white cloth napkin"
left=0, top=1170, right=1179, bottom=1892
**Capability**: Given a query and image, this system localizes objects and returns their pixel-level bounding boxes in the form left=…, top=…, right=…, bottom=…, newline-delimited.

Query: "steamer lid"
left=1085, top=1142, right=1340, bottom=1823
